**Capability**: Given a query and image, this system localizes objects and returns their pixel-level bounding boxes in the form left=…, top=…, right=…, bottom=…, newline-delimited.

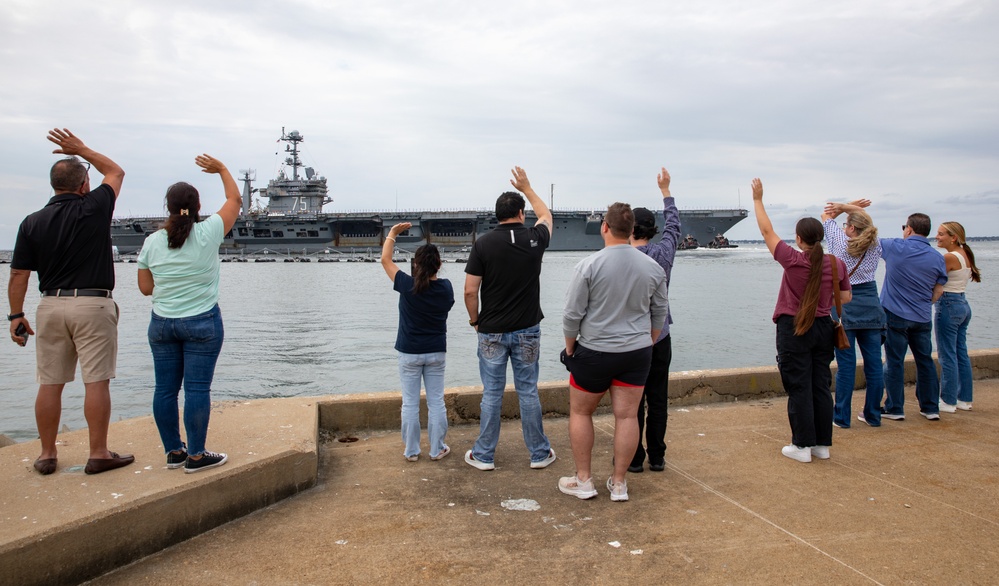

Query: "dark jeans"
left=632, top=335, right=671, bottom=467
left=776, top=315, right=834, bottom=448
left=148, top=305, right=224, bottom=457
left=883, top=309, right=938, bottom=416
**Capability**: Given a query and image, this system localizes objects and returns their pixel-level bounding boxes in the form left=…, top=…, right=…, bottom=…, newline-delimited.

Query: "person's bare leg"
left=83, top=379, right=112, bottom=459
left=567, top=387, right=603, bottom=481
left=35, top=384, right=65, bottom=460
left=610, top=385, right=644, bottom=484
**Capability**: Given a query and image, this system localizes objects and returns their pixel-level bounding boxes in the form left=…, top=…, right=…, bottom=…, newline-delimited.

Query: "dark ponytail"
left=411, top=244, right=441, bottom=294
left=163, top=182, right=201, bottom=249
left=794, top=217, right=826, bottom=336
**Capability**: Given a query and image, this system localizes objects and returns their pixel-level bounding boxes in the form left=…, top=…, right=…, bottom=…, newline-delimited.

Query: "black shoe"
left=184, top=451, right=228, bottom=474
left=649, top=461, right=665, bottom=472
left=166, top=448, right=188, bottom=469
left=628, top=463, right=644, bottom=473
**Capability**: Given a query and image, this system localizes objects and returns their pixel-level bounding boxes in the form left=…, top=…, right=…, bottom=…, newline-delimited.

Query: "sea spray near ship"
left=110, top=129, right=748, bottom=255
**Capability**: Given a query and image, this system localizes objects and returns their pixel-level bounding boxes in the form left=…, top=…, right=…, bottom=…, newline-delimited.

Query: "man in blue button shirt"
left=879, top=213, right=948, bottom=421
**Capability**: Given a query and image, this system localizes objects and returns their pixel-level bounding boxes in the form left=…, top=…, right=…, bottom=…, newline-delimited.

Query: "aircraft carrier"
left=110, top=130, right=748, bottom=255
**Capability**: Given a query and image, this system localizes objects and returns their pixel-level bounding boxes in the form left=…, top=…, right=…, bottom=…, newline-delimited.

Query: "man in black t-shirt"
left=8, top=128, right=133, bottom=476
left=463, top=166, right=556, bottom=471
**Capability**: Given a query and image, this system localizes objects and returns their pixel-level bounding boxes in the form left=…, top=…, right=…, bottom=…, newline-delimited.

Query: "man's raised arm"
left=47, top=128, right=125, bottom=197
left=510, top=166, right=552, bottom=235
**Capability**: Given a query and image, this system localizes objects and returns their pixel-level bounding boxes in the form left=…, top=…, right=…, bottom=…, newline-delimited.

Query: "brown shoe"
left=33, top=458, right=57, bottom=475
left=84, top=452, right=135, bottom=475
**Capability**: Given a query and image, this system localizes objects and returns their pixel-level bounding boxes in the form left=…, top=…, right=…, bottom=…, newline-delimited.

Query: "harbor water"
left=2, top=243, right=998, bottom=442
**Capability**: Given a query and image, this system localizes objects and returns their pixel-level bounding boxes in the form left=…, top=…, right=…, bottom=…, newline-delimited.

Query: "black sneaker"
left=166, top=446, right=188, bottom=469
left=184, top=451, right=228, bottom=474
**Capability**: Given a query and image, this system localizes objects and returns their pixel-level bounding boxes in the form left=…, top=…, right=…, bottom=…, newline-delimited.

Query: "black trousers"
left=776, top=315, right=834, bottom=448
left=632, top=334, right=672, bottom=466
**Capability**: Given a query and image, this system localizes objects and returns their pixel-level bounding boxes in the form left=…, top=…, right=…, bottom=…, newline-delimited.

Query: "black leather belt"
left=42, top=289, right=113, bottom=298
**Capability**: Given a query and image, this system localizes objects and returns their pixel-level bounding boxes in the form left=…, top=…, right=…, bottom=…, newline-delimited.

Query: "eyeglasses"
left=79, top=162, right=90, bottom=188
left=902, top=225, right=908, bottom=232
left=842, top=222, right=851, bottom=229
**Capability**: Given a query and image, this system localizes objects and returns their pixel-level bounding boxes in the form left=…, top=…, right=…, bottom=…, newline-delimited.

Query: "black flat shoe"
left=649, top=461, right=666, bottom=472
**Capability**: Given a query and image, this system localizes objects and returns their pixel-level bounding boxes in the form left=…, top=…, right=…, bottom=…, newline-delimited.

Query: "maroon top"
left=771, top=240, right=851, bottom=323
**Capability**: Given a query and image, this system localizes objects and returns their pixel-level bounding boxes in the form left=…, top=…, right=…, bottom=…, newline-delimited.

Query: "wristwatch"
left=469, top=319, right=478, bottom=327
left=7, top=312, right=24, bottom=321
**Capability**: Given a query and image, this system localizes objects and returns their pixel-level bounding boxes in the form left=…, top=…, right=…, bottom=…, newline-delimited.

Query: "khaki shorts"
left=35, top=296, right=119, bottom=384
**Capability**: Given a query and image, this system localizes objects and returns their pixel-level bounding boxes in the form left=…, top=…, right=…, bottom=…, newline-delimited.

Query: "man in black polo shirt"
left=7, top=128, right=133, bottom=475
left=463, top=166, right=556, bottom=471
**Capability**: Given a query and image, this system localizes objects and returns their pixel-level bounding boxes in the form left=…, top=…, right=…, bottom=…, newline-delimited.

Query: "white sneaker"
left=606, top=477, right=629, bottom=502
left=530, top=448, right=557, bottom=469
left=464, top=450, right=495, bottom=471
left=782, top=444, right=812, bottom=463
left=939, top=401, right=957, bottom=414
left=558, top=475, right=597, bottom=499
left=811, top=446, right=830, bottom=460
left=920, top=411, right=940, bottom=420
left=957, top=401, right=973, bottom=411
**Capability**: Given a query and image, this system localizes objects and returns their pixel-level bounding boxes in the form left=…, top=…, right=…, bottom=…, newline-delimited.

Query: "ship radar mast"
left=238, top=169, right=256, bottom=216
left=280, top=127, right=305, bottom=181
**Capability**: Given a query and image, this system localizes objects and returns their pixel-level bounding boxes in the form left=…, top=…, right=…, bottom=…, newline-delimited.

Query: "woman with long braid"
left=753, top=179, right=851, bottom=463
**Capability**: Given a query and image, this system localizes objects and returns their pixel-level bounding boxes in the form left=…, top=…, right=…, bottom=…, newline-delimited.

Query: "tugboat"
left=678, top=234, right=700, bottom=250
left=706, top=233, right=738, bottom=249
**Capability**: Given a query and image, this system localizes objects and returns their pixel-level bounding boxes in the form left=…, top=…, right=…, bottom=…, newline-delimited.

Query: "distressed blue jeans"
left=398, top=351, right=448, bottom=459
left=471, top=324, right=551, bottom=463
left=935, top=293, right=973, bottom=405
left=148, top=305, right=224, bottom=457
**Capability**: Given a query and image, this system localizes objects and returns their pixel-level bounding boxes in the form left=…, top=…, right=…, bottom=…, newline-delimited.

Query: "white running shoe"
left=781, top=444, right=812, bottom=463
left=606, top=477, right=629, bottom=502
left=558, top=475, right=597, bottom=499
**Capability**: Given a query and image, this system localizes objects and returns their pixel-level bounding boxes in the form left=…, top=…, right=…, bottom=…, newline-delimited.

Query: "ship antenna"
left=279, top=128, right=305, bottom=181
left=238, top=169, right=255, bottom=217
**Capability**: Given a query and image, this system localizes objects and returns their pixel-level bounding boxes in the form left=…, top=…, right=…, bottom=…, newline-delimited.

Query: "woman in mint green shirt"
left=137, top=155, right=241, bottom=474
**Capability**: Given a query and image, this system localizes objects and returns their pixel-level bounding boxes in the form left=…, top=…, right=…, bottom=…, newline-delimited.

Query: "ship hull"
left=111, top=209, right=748, bottom=255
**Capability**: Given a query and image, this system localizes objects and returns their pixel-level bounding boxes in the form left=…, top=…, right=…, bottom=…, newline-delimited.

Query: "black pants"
left=776, top=315, right=834, bottom=448
left=632, top=335, right=672, bottom=466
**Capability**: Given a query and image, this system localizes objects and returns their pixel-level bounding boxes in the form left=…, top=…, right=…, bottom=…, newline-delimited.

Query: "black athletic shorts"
left=566, top=344, right=653, bottom=394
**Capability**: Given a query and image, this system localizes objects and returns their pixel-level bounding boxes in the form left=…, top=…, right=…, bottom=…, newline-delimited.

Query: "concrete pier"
left=1, top=350, right=998, bottom=585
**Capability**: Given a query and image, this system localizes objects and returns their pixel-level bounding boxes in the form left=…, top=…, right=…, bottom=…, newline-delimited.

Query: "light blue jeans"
left=471, top=324, right=551, bottom=464
left=398, top=352, right=448, bottom=459
left=935, top=293, right=973, bottom=404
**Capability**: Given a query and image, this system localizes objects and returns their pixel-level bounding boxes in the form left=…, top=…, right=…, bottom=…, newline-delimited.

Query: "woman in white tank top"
left=934, top=221, right=982, bottom=412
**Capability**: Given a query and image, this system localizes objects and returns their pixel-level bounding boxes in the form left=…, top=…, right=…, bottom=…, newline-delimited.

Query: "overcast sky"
left=1, top=0, right=996, bottom=248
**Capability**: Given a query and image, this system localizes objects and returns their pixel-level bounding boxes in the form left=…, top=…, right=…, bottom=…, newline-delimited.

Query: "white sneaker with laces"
left=558, top=475, right=597, bottom=499
left=782, top=444, right=812, bottom=463
left=606, top=477, right=629, bottom=502
left=811, top=445, right=830, bottom=460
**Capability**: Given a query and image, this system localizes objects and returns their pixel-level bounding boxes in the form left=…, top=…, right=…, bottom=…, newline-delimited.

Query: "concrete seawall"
left=2, top=349, right=998, bottom=585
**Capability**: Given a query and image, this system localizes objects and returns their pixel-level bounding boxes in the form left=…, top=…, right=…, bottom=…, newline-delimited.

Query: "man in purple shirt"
left=879, top=213, right=948, bottom=421
left=627, top=167, right=680, bottom=473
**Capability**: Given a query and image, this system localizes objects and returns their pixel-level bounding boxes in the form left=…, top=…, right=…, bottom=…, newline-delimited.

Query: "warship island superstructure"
left=110, top=129, right=748, bottom=255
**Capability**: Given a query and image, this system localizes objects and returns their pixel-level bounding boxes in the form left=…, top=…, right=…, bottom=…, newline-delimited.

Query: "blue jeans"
left=883, top=309, right=938, bottom=416
left=398, top=351, right=448, bottom=459
left=834, top=329, right=884, bottom=427
left=148, top=305, right=224, bottom=457
left=471, top=324, right=551, bottom=463
left=935, top=293, right=973, bottom=404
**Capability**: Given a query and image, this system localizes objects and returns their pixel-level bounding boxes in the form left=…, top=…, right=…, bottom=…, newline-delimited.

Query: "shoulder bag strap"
left=829, top=255, right=843, bottom=319
left=847, top=248, right=868, bottom=279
